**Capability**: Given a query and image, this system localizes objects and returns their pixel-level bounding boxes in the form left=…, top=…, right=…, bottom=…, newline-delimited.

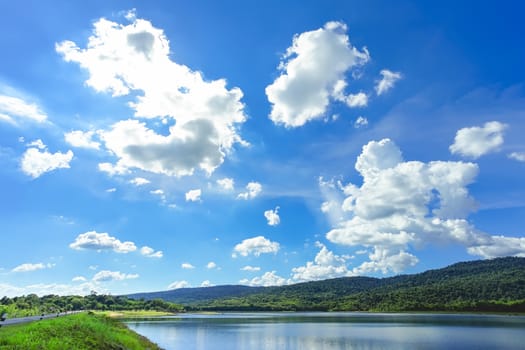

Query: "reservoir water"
left=126, top=312, right=525, bottom=350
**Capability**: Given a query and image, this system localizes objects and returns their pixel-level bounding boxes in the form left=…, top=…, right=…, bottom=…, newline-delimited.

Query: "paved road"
left=0, top=311, right=82, bottom=327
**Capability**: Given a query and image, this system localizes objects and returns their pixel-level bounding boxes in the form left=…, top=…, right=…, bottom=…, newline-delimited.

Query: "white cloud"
left=352, top=247, right=419, bottom=275
left=0, top=282, right=102, bottom=298
left=322, top=138, right=525, bottom=274
left=140, top=246, right=163, bottom=258
left=450, top=121, right=507, bottom=158
left=233, top=236, right=280, bottom=257
left=57, top=14, right=247, bottom=177
left=92, top=270, right=139, bottom=282
left=264, top=206, right=281, bottom=226
left=185, top=189, right=202, bottom=202
left=266, top=21, right=370, bottom=127
left=130, top=177, right=151, bottom=186
left=466, top=235, right=525, bottom=259
left=0, top=283, right=24, bottom=297
left=12, top=262, right=54, bottom=273
left=354, top=116, right=368, bottom=128
left=206, top=262, right=217, bottom=269
left=0, top=94, right=47, bottom=124
left=237, top=181, right=262, bottom=200
left=64, top=130, right=101, bottom=150
left=26, top=139, right=46, bottom=149
left=240, top=271, right=288, bottom=287
left=375, top=69, right=402, bottom=95
left=201, top=280, right=213, bottom=287
left=181, top=262, right=195, bottom=269
left=72, top=276, right=87, bottom=282
left=69, top=231, right=137, bottom=253
left=99, top=119, right=236, bottom=177
left=106, top=188, right=117, bottom=193
left=331, top=81, right=369, bottom=108
left=343, top=92, right=368, bottom=108
left=241, top=265, right=261, bottom=272
left=217, top=177, right=234, bottom=191
left=167, top=280, right=190, bottom=290
left=354, top=138, right=404, bottom=179
left=321, top=200, right=340, bottom=214
left=98, top=162, right=129, bottom=176
left=508, top=152, right=525, bottom=162
left=21, top=142, right=74, bottom=178
left=0, top=113, right=15, bottom=124
left=291, top=242, right=351, bottom=282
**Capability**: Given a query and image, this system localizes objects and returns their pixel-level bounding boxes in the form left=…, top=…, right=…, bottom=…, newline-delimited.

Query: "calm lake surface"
left=126, top=312, right=525, bottom=350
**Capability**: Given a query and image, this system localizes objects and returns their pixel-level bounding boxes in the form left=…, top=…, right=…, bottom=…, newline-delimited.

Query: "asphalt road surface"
left=0, top=311, right=82, bottom=327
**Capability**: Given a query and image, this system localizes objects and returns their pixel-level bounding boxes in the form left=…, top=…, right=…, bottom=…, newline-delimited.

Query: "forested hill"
left=127, top=285, right=265, bottom=305
left=128, top=257, right=525, bottom=312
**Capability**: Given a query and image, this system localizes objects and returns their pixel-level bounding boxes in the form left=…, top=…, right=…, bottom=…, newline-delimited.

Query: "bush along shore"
left=0, top=293, right=184, bottom=318
left=0, top=312, right=161, bottom=350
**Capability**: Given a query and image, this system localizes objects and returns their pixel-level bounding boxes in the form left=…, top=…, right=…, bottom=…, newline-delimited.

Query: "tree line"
left=184, top=257, right=525, bottom=312
left=0, top=293, right=184, bottom=318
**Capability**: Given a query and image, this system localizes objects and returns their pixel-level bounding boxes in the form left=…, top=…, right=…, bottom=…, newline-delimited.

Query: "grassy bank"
left=0, top=312, right=161, bottom=350
left=98, top=310, right=175, bottom=318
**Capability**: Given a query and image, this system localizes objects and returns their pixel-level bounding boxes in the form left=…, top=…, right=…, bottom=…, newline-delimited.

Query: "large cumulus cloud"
left=265, top=21, right=370, bottom=127
left=57, top=13, right=247, bottom=177
left=322, top=138, right=525, bottom=274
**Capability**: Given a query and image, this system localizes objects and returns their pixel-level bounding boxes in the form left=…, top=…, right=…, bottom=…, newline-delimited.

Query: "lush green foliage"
left=127, top=285, right=265, bottom=305
left=131, top=257, right=525, bottom=312
left=0, top=293, right=183, bottom=318
left=0, top=312, right=160, bottom=350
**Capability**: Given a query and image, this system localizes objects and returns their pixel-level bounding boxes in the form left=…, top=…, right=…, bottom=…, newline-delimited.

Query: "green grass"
left=0, top=312, right=161, bottom=350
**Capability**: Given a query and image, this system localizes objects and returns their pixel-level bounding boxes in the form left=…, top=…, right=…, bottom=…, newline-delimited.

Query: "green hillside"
left=129, top=257, right=525, bottom=312
left=127, top=285, right=265, bottom=305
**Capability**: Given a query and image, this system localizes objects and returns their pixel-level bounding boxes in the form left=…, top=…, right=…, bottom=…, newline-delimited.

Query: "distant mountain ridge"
left=127, top=284, right=265, bottom=305
left=127, top=257, right=525, bottom=312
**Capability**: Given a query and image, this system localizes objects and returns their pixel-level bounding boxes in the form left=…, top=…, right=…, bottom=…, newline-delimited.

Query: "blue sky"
left=1, top=0, right=525, bottom=296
